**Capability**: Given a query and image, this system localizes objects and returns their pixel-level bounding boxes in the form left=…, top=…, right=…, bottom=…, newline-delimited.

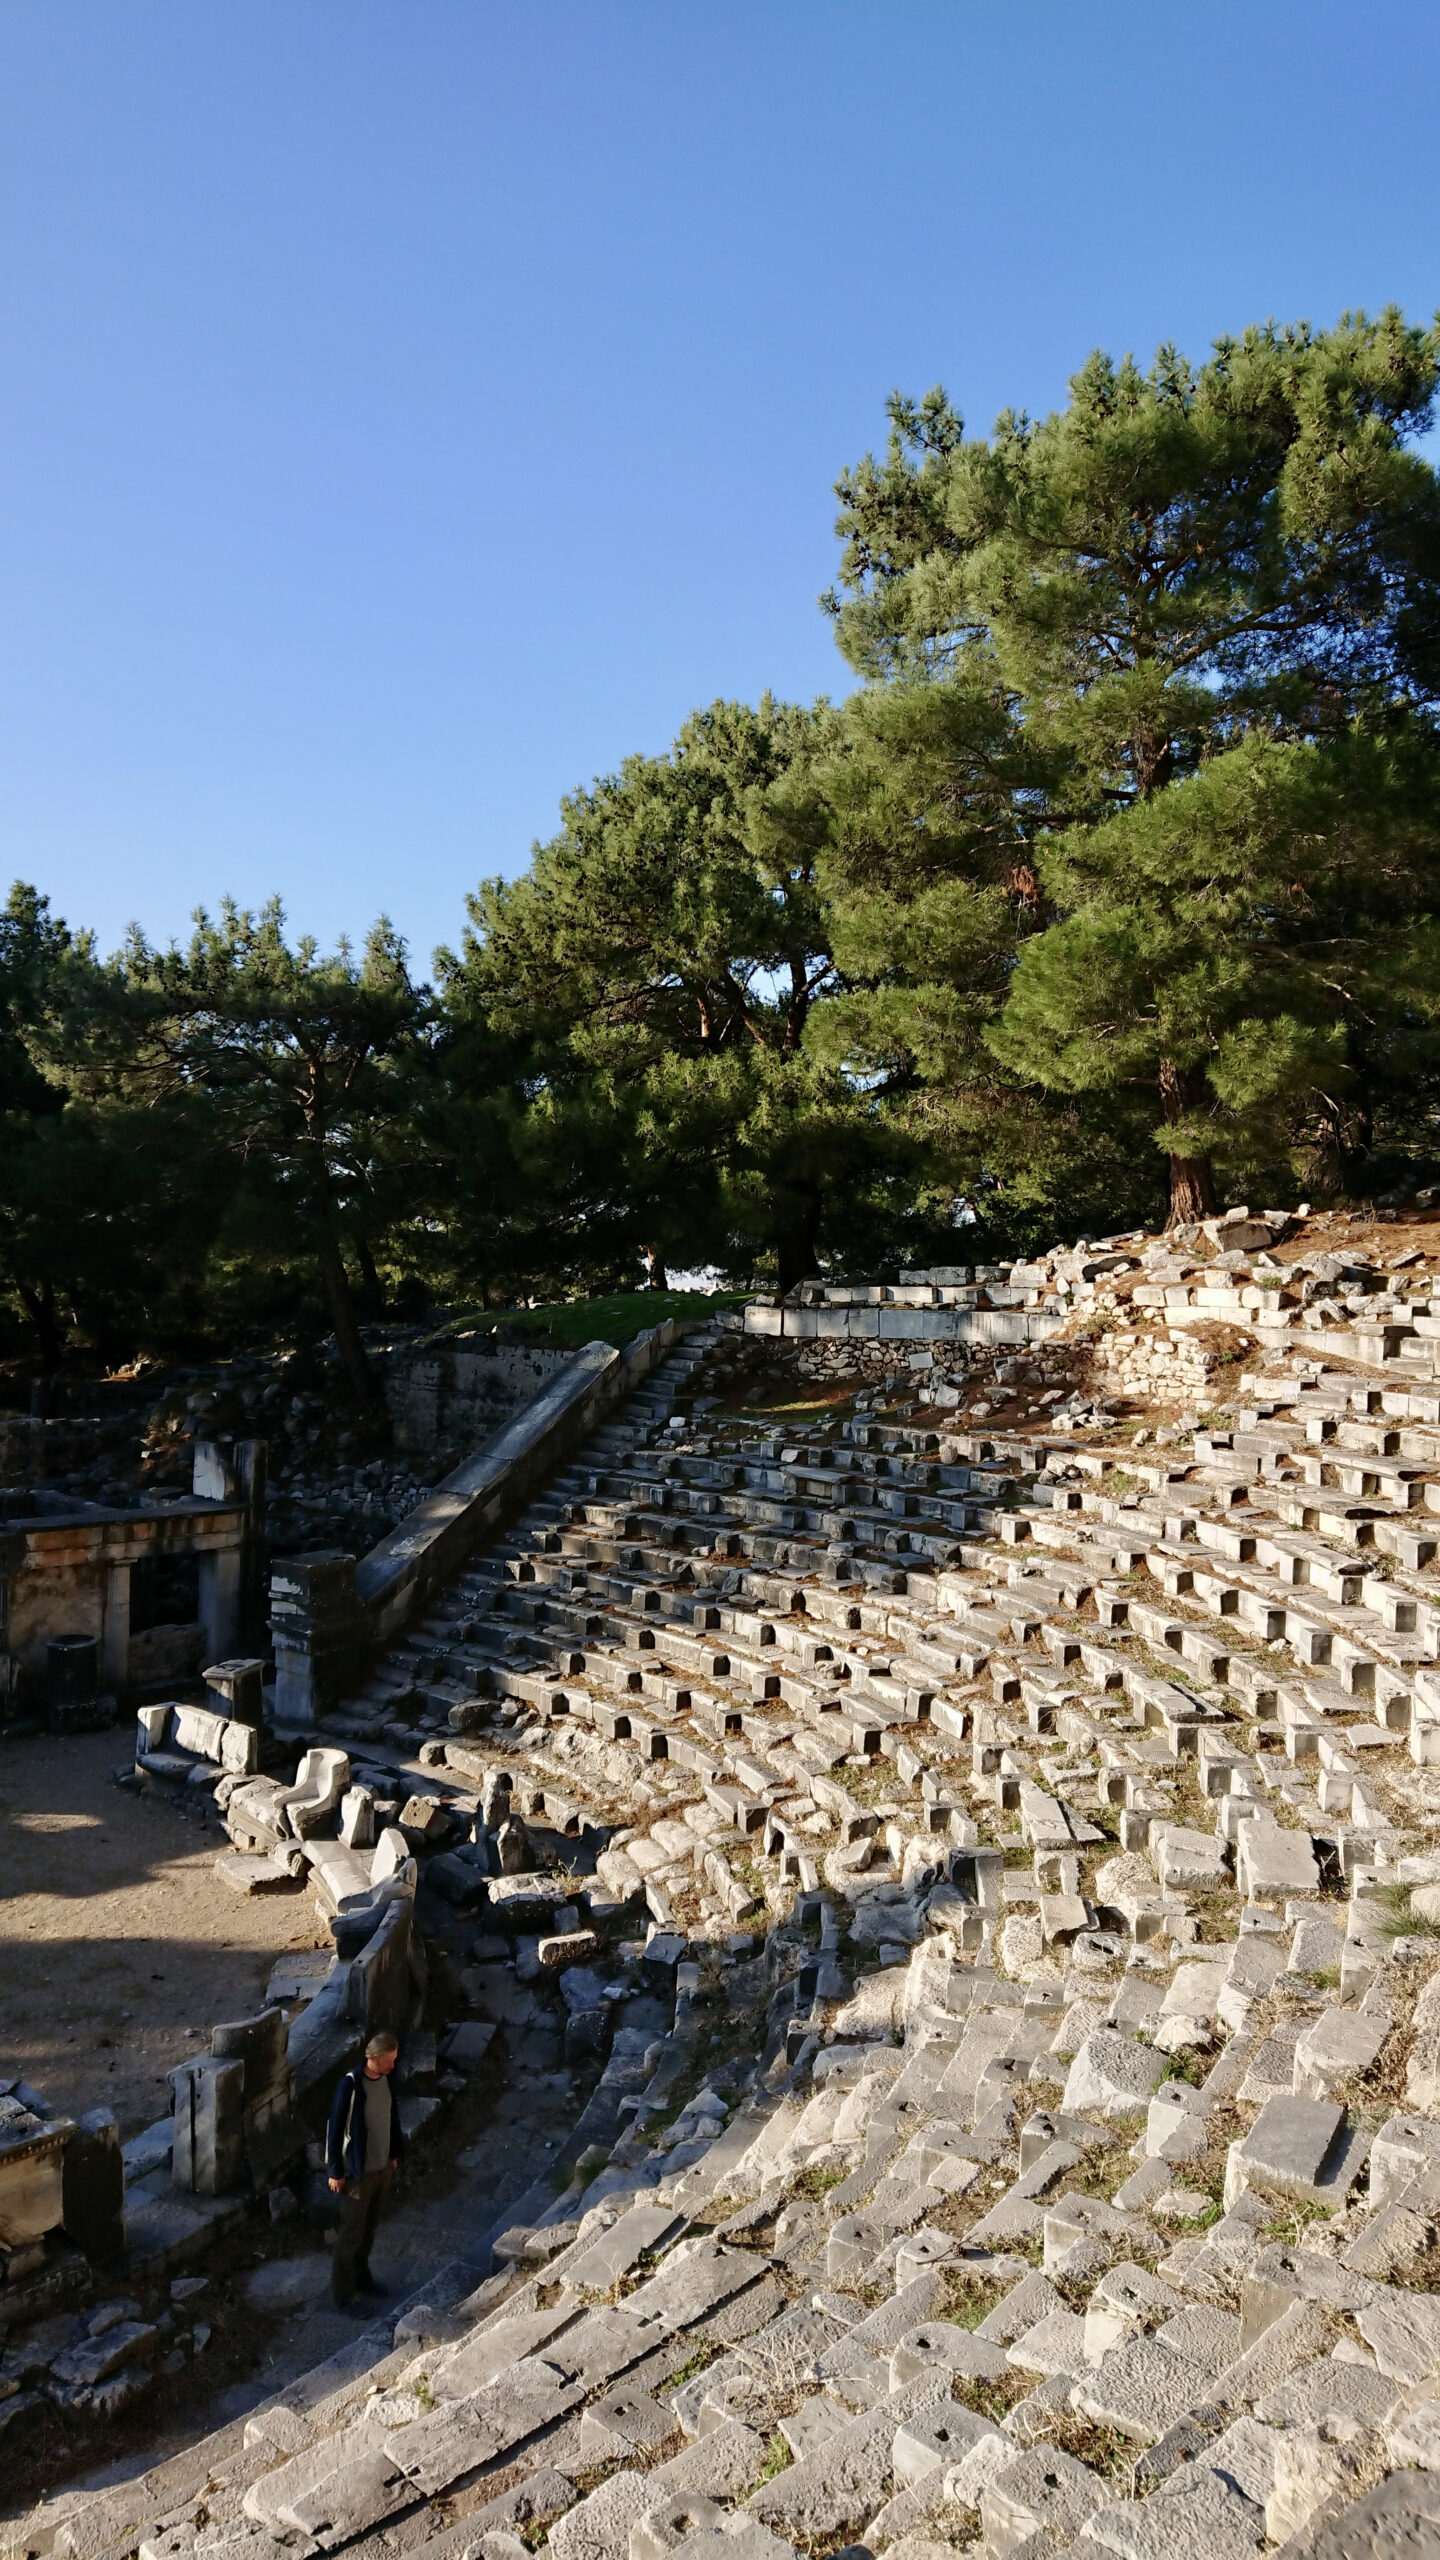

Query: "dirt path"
left=0, top=1729, right=330, bottom=2138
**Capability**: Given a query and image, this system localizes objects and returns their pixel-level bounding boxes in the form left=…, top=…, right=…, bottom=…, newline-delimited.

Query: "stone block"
left=624, top=2241, right=767, bottom=2334
left=542, top=1927, right=600, bottom=1969
left=747, top=2374, right=948, bottom=2533
left=169, top=2054, right=244, bottom=2196
left=629, top=2493, right=722, bottom=2560
left=1080, top=2456, right=1266, bottom=2557
left=1153, top=1825, right=1229, bottom=1891
left=1355, top=2286, right=1440, bottom=2383
left=278, top=2448, right=412, bottom=2548
left=974, top=2268, right=1062, bottom=2346
left=1082, top=2263, right=1183, bottom=2364
left=1160, top=1961, right=1225, bottom=2025
left=218, top=1719, right=260, bottom=1774
left=980, top=2445, right=1105, bottom=2554
left=384, top=2357, right=585, bottom=2494
left=889, top=2319, right=1010, bottom=2389
left=1257, top=2471, right=1440, bottom=2560
left=1039, top=1893, right=1089, bottom=1944
left=172, top=1703, right=229, bottom=1760
left=429, top=2302, right=577, bottom=2400
left=813, top=2277, right=942, bottom=2375
left=1368, top=2109, right=1440, bottom=2209
left=1072, top=2335, right=1213, bottom=2444
left=1237, top=2242, right=1374, bottom=2350
left=891, top=2405, right=996, bottom=2490
left=1223, top=2093, right=1355, bottom=2212
left=1292, top=2007, right=1388, bottom=2099
left=1387, top=2396, right=1440, bottom=2470
left=549, top=2470, right=659, bottom=2560
left=1145, top=2085, right=1207, bottom=2163
left=1005, top=2307, right=1088, bottom=2375
left=565, top=2202, right=686, bottom=2293
left=579, top=2387, right=679, bottom=2465
left=1235, top=1819, right=1319, bottom=1901
left=635, top=2521, right=789, bottom=2560
left=1255, top=2356, right=1402, bottom=2433
left=443, top=2021, right=497, bottom=2071
left=49, top=2319, right=158, bottom=2388
left=1062, top=2029, right=1167, bottom=2118
left=203, top=1656, right=265, bottom=1725
left=339, top=1785, right=377, bottom=1849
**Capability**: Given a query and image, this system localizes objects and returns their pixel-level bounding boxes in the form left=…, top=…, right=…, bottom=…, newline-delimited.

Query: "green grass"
left=1379, top=1882, right=1440, bottom=1941
left=793, top=2162, right=847, bottom=2201
left=665, top=2340, right=721, bottom=2391
left=1263, top=2198, right=1333, bottom=2244
left=423, top=1289, right=750, bottom=1353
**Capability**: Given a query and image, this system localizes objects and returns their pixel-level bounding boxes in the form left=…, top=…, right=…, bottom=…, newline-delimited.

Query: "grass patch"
left=829, top=1763, right=891, bottom=1806
left=1060, top=2145, right=1131, bottom=2205
left=849, top=2276, right=890, bottom=2309
left=757, top=2432, right=793, bottom=2483
left=664, top=2339, right=721, bottom=2391
left=1263, top=2197, right=1334, bottom=2246
left=1031, top=2411, right=1134, bottom=2479
left=1387, top=2232, right=1440, bottom=2294
left=953, top=2368, right=1031, bottom=2422
left=1158, top=2045, right=1207, bottom=2086
left=935, top=2268, right=1006, bottom=2329
left=792, top=2522, right=879, bottom=2560
left=565, top=2460, right=623, bottom=2498
left=793, top=2163, right=847, bottom=2202
left=1379, top=1883, right=1440, bottom=1941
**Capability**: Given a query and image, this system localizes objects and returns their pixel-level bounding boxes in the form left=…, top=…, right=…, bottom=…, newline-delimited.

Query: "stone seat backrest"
left=278, top=1746, right=351, bottom=1836
left=136, top=1700, right=257, bottom=1775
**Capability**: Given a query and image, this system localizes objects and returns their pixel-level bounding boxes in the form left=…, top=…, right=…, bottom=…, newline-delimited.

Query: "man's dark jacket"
left=326, top=2064, right=407, bottom=2182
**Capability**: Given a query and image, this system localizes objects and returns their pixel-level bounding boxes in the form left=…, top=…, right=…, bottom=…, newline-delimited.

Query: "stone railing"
left=270, top=1320, right=691, bottom=1728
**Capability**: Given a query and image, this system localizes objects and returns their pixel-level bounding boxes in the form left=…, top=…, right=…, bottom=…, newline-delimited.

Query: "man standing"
left=326, top=2030, right=405, bottom=2309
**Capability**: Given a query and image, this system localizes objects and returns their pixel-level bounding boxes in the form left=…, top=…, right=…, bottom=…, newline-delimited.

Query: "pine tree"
left=825, top=310, right=1440, bottom=1218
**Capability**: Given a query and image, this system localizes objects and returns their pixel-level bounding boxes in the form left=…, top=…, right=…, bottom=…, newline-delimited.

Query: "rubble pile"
left=20, top=1216, right=1440, bottom=2552
left=0, top=1340, right=437, bottom=1566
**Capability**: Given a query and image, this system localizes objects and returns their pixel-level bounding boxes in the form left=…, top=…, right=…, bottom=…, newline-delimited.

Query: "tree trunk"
left=1166, top=1153, right=1218, bottom=1226
left=774, top=1183, right=823, bottom=1294
left=18, top=1279, right=64, bottom=1374
left=316, top=1233, right=383, bottom=1412
left=1157, top=1059, right=1217, bottom=1227
left=355, top=1233, right=386, bottom=1323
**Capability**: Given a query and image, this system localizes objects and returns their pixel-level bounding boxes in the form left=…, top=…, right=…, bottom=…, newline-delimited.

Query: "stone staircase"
left=20, top=1238, right=1440, bottom=2558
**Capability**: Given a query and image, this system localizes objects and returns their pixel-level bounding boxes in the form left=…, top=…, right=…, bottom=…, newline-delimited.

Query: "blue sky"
left=1, top=1, right=1437, bottom=975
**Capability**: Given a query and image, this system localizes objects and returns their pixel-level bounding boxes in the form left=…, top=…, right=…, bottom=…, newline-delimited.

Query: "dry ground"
left=0, top=1729, right=329, bottom=2138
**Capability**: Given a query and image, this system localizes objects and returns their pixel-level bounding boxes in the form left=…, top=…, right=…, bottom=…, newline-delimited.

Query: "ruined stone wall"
left=0, top=1416, right=123, bottom=1488
left=383, top=1337, right=571, bottom=1468
left=1083, top=1314, right=1253, bottom=1408
left=790, top=1339, right=921, bottom=1384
